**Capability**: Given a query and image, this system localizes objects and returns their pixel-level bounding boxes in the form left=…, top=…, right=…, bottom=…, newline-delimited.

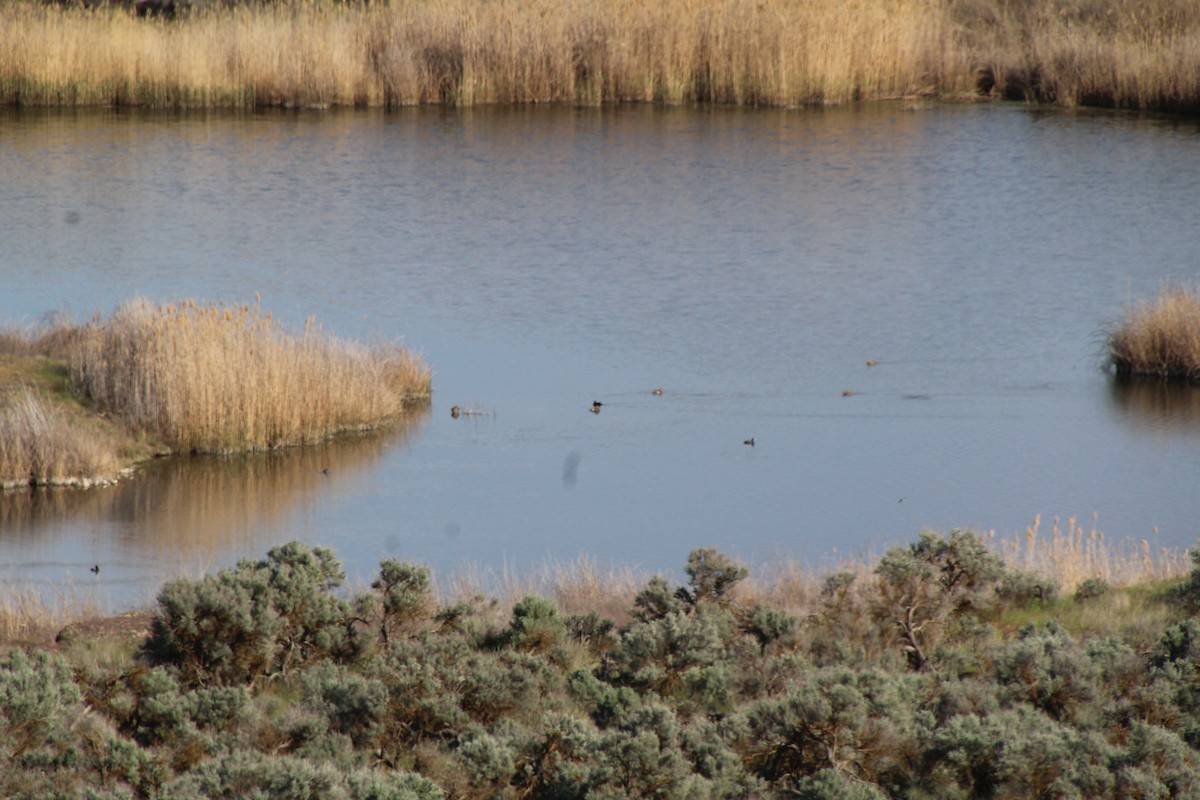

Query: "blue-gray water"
left=2, top=103, right=1200, bottom=606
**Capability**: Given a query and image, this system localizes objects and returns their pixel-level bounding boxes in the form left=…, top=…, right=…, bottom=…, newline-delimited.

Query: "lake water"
left=2, top=102, right=1200, bottom=606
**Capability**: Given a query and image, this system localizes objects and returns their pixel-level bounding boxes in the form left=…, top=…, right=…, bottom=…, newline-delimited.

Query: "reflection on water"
left=0, top=409, right=428, bottom=593
left=1108, top=378, right=1200, bottom=436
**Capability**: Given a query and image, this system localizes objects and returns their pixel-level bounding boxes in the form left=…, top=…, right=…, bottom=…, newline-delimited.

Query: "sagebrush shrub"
left=874, top=530, right=1005, bottom=671
left=0, top=648, right=83, bottom=757
left=146, top=541, right=354, bottom=685
left=991, top=623, right=1098, bottom=724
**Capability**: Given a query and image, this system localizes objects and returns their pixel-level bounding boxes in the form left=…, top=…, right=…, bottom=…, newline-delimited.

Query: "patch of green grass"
left=990, top=579, right=1184, bottom=642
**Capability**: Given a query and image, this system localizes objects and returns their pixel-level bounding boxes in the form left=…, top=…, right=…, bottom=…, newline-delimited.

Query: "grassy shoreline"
left=0, top=299, right=431, bottom=488
left=1, top=0, right=1199, bottom=113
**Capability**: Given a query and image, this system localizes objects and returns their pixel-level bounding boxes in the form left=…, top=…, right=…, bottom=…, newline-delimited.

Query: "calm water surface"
left=2, top=103, right=1200, bottom=605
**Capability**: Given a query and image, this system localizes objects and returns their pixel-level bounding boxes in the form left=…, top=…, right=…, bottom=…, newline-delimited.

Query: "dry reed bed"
left=69, top=298, right=431, bottom=453
left=0, top=384, right=125, bottom=488
left=2, top=0, right=1198, bottom=111
left=0, top=588, right=105, bottom=646
left=1108, top=285, right=1200, bottom=380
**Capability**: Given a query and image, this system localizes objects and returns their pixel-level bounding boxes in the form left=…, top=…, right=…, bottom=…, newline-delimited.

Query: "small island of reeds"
left=1107, top=285, right=1200, bottom=381
left=0, top=298, right=431, bottom=489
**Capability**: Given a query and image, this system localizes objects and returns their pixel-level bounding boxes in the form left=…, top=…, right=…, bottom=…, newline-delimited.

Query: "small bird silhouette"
left=89, top=564, right=100, bottom=574
left=651, top=387, right=664, bottom=396
left=450, top=405, right=461, bottom=419
left=842, top=390, right=855, bottom=397
left=743, top=437, right=755, bottom=446
left=591, top=400, right=603, bottom=413
left=866, top=359, right=877, bottom=367
left=320, top=468, right=331, bottom=476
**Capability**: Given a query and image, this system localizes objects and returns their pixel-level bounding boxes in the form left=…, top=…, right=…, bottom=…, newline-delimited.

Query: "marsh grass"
left=0, top=384, right=126, bottom=488
left=4, top=0, right=1196, bottom=112
left=0, top=586, right=103, bottom=647
left=69, top=298, right=431, bottom=453
left=990, top=513, right=1191, bottom=589
left=1107, top=285, right=1200, bottom=380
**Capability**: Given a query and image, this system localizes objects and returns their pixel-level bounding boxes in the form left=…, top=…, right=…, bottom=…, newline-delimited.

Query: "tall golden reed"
left=989, top=513, right=1191, bottom=591
left=68, top=298, right=431, bottom=453
left=1108, top=285, right=1200, bottom=379
left=1, top=0, right=1197, bottom=111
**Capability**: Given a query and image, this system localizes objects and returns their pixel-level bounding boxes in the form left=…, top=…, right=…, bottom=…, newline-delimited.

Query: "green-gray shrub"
left=567, top=668, right=640, bottom=728
left=745, top=681, right=853, bottom=781
left=1073, top=577, right=1110, bottom=602
left=996, top=569, right=1060, bottom=606
left=740, top=605, right=797, bottom=654
left=506, top=595, right=564, bottom=653
left=614, top=611, right=729, bottom=696
left=991, top=623, right=1097, bottom=724
left=454, top=725, right=516, bottom=787
left=0, top=648, right=83, bottom=757
left=513, top=712, right=606, bottom=799
left=874, top=530, right=1004, bottom=671
left=679, top=548, right=748, bottom=608
left=793, top=768, right=887, bottom=800
left=921, top=707, right=1115, bottom=799
left=632, top=576, right=684, bottom=623
left=162, top=749, right=443, bottom=800
left=301, top=661, right=388, bottom=748
left=1169, top=546, right=1200, bottom=613
left=146, top=541, right=353, bottom=686
left=371, top=560, right=432, bottom=645
left=131, top=667, right=196, bottom=747
left=1118, top=722, right=1200, bottom=798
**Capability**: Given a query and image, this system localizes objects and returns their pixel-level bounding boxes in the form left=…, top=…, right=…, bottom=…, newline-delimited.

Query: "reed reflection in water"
left=1108, top=378, right=1200, bottom=437
left=0, top=408, right=429, bottom=598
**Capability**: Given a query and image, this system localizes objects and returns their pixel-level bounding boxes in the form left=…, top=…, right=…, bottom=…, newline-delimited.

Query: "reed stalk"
left=2, top=0, right=1196, bottom=112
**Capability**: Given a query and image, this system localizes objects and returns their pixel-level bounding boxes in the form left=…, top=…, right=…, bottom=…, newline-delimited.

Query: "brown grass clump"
left=68, top=298, right=430, bottom=454
left=1107, top=285, right=1200, bottom=380
left=0, top=384, right=126, bottom=488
